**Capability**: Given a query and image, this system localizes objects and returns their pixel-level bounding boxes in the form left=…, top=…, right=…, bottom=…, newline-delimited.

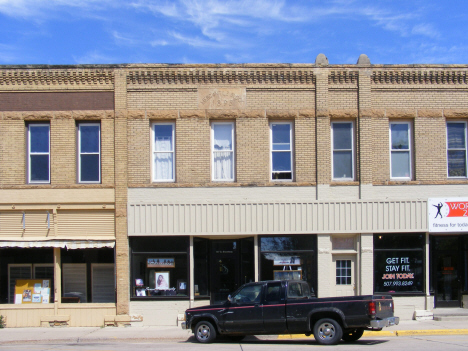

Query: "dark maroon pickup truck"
left=182, top=280, right=399, bottom=345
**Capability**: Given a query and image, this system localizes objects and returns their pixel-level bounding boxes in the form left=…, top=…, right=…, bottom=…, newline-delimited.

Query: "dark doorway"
left=432, top=236, right=462, bottom=308
left=210, top=238, right=254, bottom=304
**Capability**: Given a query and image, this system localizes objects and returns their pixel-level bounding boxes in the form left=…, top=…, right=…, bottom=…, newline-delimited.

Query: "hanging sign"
left=273, top=257, right=301, bottom=266
left=147, top=258, right=175, bottom=268
left=428, top=198, right=468, bottom=232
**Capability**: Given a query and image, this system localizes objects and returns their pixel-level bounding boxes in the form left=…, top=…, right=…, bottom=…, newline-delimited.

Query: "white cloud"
left=73, top=50, right=117, bottom=64
left=412, top=23, right=440, bottom=39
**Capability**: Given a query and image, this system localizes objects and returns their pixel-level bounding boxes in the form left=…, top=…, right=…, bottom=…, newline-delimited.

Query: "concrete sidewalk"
left=0, top=319, right=467, bottom=345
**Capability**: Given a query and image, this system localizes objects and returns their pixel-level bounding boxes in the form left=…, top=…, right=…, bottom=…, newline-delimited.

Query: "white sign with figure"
left=428, top=198, right=468, bottom=232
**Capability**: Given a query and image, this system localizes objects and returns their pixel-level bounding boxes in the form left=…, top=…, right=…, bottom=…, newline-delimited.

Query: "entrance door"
left=332, top=255, right=356, bottom=297
left=434, top=236, right=461, bottom=308
left=210, top=240, right=240, bottom=304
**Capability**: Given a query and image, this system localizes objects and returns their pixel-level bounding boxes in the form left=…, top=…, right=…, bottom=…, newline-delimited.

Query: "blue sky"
left=0, top=0, right=466, bottom=65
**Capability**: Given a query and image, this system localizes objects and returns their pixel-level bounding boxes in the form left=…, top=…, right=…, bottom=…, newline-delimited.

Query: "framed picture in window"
left=155, top=272, right=170, bottom=290
left=136, top=288, right=146, bottom=297
left=135, top=279, right=144, bottom=287
left=177, top=279, right=187, bottom=294
left=273, top=270, right=302, bottom=281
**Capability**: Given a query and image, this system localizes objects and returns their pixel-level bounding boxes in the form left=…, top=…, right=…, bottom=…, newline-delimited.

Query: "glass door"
left=433, top=236, right=461, bottom=308
left=210, top=240, right=239, bottom=304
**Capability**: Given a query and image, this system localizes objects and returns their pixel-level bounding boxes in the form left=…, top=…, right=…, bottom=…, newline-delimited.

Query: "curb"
left=278, top=329, right=468, bottom=339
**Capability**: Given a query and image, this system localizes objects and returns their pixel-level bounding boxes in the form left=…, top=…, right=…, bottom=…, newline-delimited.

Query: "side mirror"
left=228, top=295, right=233, bottom=303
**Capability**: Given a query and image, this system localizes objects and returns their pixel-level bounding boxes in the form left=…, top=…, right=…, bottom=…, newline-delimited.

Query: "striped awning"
left=0, top=240, right=115, bottom=249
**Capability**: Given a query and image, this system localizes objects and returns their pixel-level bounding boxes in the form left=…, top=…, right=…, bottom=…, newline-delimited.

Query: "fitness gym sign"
left=428, top=198, right=468, bottom=232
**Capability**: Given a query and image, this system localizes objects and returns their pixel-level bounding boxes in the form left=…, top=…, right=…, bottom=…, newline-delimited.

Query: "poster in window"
left=135, top=279, right=144, bottom=287
left=22, top=289, right=32, bottom=302
left=147, top=258, right=175, bottom=268
left=32, top=294, right=41, bottom=303
left=374, top=251, right=423, bottom=293
left=155, top=272, right=170, bottom=290
left=273, top=270, right=302, bottom=281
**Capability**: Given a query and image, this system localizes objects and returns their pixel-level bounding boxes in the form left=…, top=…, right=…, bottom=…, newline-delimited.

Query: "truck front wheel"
left=313, top=318, right=343, bottom=345
left=342, top=328, right=364, bottom=342
left=194, top=321, right=217, bottom=343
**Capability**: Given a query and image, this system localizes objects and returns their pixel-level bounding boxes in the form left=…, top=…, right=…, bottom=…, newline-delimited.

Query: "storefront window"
left=61, top=248, right=115, bottom=303
left=130, top=237, right=189, bottom=298
left=0, top=248, right=54, bottom=304
left=260, top=235, right=317, bottom=295
left=194, top=238, right=209, bottom=297
left=374, top=234, right=425, bottom=294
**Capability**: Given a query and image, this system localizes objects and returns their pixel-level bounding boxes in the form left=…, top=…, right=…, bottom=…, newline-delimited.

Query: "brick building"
left=1, top=54, right=468, bottom=327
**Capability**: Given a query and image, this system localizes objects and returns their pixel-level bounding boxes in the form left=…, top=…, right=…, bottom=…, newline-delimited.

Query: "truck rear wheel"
left=313, top=318, right=343, bottom=345
left=342, top=328, right=364, bottom=342
left=194, top=321, right=217, bottom=343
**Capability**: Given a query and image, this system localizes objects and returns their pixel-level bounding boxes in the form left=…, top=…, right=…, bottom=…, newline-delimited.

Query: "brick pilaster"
left=114, top=70, right=129, bottom=316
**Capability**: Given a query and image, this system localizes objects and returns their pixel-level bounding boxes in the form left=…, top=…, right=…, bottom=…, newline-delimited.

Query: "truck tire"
left=313, top=318, right=343, bottom=345
left=194, top=321, right=217, bottom=343
left=342, top=328, right=364, bottom=342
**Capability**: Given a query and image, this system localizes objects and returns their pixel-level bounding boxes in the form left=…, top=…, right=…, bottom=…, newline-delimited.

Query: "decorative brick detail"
left=372, top=70, right=468, bottom=85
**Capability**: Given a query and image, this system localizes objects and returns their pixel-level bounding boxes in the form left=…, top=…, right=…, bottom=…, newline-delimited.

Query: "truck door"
left=222, top=284, right=264, bottom=333
left=262, top=281, right=287, bottom=333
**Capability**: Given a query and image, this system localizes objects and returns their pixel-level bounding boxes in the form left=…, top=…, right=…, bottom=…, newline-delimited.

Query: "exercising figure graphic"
left=433, top=202, right=443, bottom=219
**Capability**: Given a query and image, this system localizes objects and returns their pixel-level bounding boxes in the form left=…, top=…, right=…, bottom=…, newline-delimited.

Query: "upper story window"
left=211, top=122, right=235, bottom=181
left=270, top=122, right=293, bottom=181
left=331, top=122, right=354, bottom=180
left=28, top=123, right=50, bottom=184
left=389, top=121, right=412, bottom=180
left=447, top=122, right=467, bottom=178
left=152, top=122, right=175, bottom=182
left=78, top=123, right=101, bottom=183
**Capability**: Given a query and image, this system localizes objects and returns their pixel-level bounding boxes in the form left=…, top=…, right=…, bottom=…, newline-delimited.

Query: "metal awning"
left=0, top=240, right=115, bottom=249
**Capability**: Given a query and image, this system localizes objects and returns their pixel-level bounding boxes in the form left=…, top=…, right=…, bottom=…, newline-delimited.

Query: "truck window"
left=288, top=282, right=303, bottom=298
left=265, top=282, right=282, bottom=303
left=231, top=284, right=262, bottom=304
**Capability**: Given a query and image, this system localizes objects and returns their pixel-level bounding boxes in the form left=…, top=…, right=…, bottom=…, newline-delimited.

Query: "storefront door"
left=332, top=255, right=356, bottom=297
left=210, top=240, right=240, bottom=304
left=433, top=236, right=462, bottom=308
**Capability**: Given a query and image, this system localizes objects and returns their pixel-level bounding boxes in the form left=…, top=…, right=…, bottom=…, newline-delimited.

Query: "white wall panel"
left=128, top=200, right=428, bottom=236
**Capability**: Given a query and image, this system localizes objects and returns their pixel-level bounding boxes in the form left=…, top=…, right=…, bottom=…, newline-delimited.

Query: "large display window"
left=130, top=236, right=189, bottom=299
left=374, top=234, right=425, bottom=294
left=259, top=235, right=317, bottom=295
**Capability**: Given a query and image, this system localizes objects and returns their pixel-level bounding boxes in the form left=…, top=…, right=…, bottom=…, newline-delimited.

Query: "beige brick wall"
left=414, top=116, right=446, bottom=182
left=127, top=90, right=197, bottom=110
left=176, top=112, right=210, bottom=184
left=329, top=89, right=358, bottom=110
left=246, top=89, right=315, bottom=109
left=101, top=118, right=115, bottom=186
left=0, top=120, right=26, bottom=185
left=51, top=118, right=76, bottom=185
left=128, top=118, right=151, bottom=185
left=372, top=117, right=390, bottom=183
left=372, top=90, right=468, bottom=109
left=295, top=114, right=316, bottom=183
left=236, top=113, right=269, bottom=183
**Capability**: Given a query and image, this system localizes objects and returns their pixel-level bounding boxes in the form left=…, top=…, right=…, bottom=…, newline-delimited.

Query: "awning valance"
left=0, top=240, right=115, bottom=249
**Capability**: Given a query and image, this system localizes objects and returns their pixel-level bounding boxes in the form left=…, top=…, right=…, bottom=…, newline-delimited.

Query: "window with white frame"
left=212, top=122, right=235, bottom=181
left=389, top=121, right=412, bottom=179
left=332, top=122, right=354, bottom=180
left=270, top=122, right=293, bottom=180
left=78, top=123, right=101, bottom=183
left=447, top=122, right=467, bottom=178
left=152, top=122, right=175, bottom=182
left=28, top=123, right=50, bottom=183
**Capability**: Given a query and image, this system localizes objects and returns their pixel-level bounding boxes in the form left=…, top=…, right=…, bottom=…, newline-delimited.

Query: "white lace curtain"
left=213, top=124, right=233, bottom=180
left=154, top=135, right=173, bottom=180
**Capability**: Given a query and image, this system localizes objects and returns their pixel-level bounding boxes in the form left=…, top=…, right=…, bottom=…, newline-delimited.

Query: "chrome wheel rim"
left=317, top=322, right=335, bottom=340
left=196, top=324, right=211, bottom=340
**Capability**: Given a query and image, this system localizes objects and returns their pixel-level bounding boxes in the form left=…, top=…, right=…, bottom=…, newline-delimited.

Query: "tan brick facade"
left=1, top=60, right=468, bottom=327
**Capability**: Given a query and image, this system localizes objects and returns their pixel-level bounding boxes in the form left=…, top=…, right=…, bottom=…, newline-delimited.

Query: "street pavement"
left=0, top=318, right=468, bottom=345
